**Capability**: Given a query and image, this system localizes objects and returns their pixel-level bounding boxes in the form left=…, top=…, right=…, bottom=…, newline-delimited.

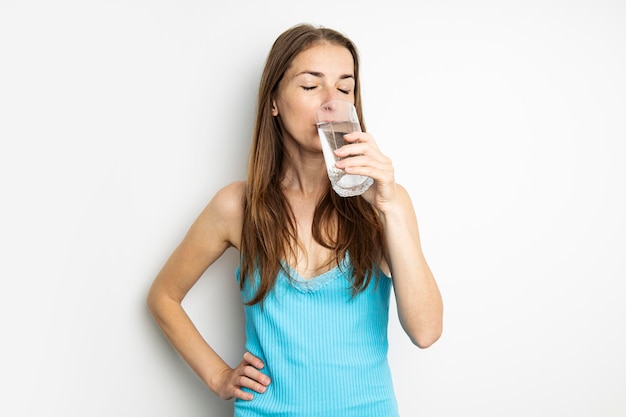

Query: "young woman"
left=147, top=23, right=443, bottom=416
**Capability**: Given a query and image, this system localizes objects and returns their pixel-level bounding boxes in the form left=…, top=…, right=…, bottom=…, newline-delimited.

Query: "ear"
left=271, top=99, right=278, bottom=116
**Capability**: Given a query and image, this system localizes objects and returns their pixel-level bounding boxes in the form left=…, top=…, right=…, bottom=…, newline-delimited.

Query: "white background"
left=1, top=0, right=625, bottom=416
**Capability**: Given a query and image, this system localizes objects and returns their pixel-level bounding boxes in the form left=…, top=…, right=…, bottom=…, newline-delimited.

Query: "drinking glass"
left=316, top=100, right=374, bottom=197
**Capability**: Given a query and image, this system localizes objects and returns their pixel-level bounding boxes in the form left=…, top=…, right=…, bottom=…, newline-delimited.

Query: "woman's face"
left=272, top=42, right=355, bottom=152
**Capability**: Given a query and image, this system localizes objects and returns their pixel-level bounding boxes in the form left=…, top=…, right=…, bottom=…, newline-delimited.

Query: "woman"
left=147, top=23, right=443, bottom=416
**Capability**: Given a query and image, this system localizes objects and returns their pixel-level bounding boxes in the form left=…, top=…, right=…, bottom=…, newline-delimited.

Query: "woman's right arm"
left=146, top=181, right=270, bottom=401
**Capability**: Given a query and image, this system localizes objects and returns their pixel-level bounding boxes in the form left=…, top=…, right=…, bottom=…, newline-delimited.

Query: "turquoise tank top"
left=234, top=255, right=399, bottom=417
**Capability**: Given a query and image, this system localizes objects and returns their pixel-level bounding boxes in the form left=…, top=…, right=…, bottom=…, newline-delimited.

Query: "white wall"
left=1, top=1, right=625, bottom=416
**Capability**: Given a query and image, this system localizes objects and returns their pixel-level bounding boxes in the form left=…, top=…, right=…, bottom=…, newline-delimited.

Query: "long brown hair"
left=240, top=23, right=385, bottom=305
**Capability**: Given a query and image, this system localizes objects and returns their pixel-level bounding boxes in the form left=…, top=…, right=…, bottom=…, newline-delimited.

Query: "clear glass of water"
left=316, top=100, right=374, bottom=197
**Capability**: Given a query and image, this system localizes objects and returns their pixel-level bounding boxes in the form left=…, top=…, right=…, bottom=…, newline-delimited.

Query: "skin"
left=147, top=42, right=443, bottom=402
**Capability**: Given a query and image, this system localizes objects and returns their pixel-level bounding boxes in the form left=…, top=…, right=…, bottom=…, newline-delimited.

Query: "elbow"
left=413, top=333, right=441, bottom=349
left=146, top=283, right=184, bottom=324
left=408, top=324, right=443, bottom=349
left=146, top=292, right=158, bottom=321
left=146, top=285, right=167, bottom=321
left=146, top=292, right=156, bottom=316
left=146, top=285, right=157, bottom=314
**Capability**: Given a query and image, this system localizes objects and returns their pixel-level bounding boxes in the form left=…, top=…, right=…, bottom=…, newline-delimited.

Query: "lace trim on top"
left=280, top=255, right=351, bottom=293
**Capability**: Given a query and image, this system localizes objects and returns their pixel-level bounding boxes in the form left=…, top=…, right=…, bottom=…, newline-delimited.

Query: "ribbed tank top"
left=234, top=255, right=399, bottom=417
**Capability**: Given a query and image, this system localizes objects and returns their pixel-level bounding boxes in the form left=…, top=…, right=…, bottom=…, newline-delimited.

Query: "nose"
left=322, top=88, right=342, bottom=105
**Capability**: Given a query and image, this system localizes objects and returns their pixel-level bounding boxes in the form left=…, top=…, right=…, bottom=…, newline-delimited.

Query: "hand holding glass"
left=316, top=100, right=374, bottom=197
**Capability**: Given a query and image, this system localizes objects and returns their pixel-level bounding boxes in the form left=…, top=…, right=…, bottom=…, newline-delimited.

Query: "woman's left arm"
left=378, top=185, right=443, bottom=348
left=338, top=132, right=443, bottom=348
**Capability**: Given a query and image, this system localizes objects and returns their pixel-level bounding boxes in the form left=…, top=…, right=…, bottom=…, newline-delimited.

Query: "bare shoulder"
left=210, top=181, right=246, bottom=220
left=192, top=181, right=246, bottom=251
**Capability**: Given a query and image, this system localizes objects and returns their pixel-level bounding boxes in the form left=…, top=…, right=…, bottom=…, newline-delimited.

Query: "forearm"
left=147, top=293, right=230, bottom=392
left=380, top=189, right=443, bottom=348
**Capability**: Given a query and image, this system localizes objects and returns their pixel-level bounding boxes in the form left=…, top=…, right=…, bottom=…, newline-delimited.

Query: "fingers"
left=240, top=353, right=271, bottom=386
left=243, top=351, right=264, bottom=369
left=342, top=131, right=379, bottom=150
left=229, top=352, right=271, bottom=401
left=334, top=132, right=397, bottom=204
left=236, top=365, right=270, bottom=398
left=335, top=133, right=392, bottom=179
left=335, top=132, right=381, bottom=161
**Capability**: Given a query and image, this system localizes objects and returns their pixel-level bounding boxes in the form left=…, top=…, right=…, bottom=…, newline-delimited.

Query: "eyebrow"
left=296, top=71, right=355, bottom=80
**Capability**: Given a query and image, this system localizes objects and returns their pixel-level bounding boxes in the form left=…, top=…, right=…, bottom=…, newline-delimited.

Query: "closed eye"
left=302, top=86, right=317, bottom=91
left=338, top=88, right=350, bottom=94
